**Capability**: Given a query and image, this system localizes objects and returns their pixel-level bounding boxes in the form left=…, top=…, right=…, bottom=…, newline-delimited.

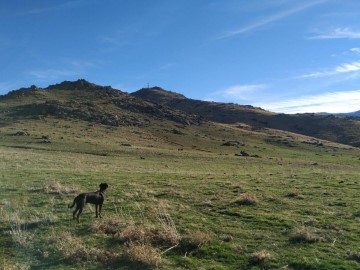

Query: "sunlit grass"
left=0, top=117, right=359, bottom=269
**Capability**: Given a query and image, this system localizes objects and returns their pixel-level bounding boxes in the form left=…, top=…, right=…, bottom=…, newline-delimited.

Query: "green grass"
left=0, top=117, right=359, bottom=269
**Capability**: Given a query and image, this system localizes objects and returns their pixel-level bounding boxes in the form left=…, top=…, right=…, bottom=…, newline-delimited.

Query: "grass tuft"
left=285, top=191, right=305, bottom=199
left=234, top=193, right=258, bottom=205
left=156, top=207, right=181, bottom=246
left=251, top=250, right=271, bottom=264
left=0, top=260, right=31, bottom=270
left=115, top=224, right=153, bottom=244
left=91, top=215, right=126, bottom=235
left=42, top=181, right=79, bottom=194
left=123, top=242, right=162, bottom=267
left=348, top=251, right=360, bottom=262
left=289, top=226, right=320, bottom=243
left=181, top=230, right=213, bottom=250
left=50, top=231, right=117, bottom=264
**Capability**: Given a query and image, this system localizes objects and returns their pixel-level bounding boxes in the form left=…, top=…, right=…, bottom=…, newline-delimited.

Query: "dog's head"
left=99, top=183, right=109, bottom=192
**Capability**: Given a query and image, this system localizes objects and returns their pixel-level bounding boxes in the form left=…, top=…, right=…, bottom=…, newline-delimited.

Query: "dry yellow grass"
left=289, top=226, right=320, bottom=243
left=234, top=193, right=258, bottom=205
left=50, top=231, right=117, bottom=264
left=90, top=215, right=126, bottom=234
left=42, top=181, right=80, bottom=194
left=251, top=250, right=271, bottom=264
left=181, top=230, right=213, bottom=249
left=123, top=242, right=162, bottom=267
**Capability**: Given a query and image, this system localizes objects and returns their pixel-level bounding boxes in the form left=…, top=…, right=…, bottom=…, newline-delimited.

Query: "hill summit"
left=133, top=87, right=186, bottom=104
left=46, top=79, right=104, bottom=91
left=0, top=80, right=202, bottom=127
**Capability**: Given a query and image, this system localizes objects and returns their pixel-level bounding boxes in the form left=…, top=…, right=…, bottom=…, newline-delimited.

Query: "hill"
left=132, top=87, right=360, bottom=147
left=336, top=110, right=360, bottom=117
left=1, top=80, right=360, bottom=269
left=0, top=79, right=202, bottom=128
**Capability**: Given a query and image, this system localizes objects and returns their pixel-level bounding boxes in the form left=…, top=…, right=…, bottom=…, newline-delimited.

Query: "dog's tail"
left=68, top=198, right=76, bottom=208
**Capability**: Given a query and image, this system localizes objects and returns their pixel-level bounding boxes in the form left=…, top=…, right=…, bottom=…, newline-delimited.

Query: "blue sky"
left=1, top=0, right=360, bottom=113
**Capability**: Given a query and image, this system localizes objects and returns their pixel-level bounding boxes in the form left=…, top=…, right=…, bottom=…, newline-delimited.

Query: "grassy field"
left=0, top=117, right=359, bottom=269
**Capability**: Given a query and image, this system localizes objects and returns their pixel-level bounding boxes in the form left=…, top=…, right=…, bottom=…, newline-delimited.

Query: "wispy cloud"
left=27, top=69, right=81, bottom=80
left=350, top=47, right=360, bottom=53
left=208, top=84, right=267, bottom=101
left=257, top=90, right=360, bottom=114
left=0, top=81, right=19, bottom=93
left=27, top=60, right=97, bottom=81
left=299, top=61, right=360, bottom=78
left=17, top=0, right=95, bottom=16
left=217, top=0, right=327, bottom=39
left=308, top=27, right=360, bottom=39
left=158, top=63, right=176, bottom=71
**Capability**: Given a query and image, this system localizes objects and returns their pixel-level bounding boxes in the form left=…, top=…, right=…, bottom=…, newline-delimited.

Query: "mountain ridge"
left=0, top=79, right=202, bottom=127
left=131, top=87, right=360, bottom=147
left=1, top=80, right=359, bottom=147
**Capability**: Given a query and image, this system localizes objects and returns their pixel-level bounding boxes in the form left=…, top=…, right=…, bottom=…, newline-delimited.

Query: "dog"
left=68, top=183, right=108, bottom=223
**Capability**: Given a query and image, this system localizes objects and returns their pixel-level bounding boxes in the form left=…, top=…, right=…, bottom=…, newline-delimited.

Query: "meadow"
left=1, top=117, right=359, bottom=269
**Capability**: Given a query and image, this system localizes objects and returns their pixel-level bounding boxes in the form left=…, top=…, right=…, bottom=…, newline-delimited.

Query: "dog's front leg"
left=95, top=204, right=99, bottom=218
left=98, top=204, right=103, bottom=218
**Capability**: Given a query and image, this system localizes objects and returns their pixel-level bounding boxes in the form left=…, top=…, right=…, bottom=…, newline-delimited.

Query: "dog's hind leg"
left=76, top=207, right=83, bottom=223
left=76, top=198, right=86, bottom=223
left=73, top=206, right=79, bottom=220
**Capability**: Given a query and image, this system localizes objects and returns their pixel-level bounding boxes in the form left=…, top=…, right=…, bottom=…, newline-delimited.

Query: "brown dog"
left=68, top=183, right=108, bottom=223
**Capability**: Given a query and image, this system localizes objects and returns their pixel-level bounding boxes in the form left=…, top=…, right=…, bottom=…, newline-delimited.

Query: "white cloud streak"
left=218, top=0, right=327, bottom=39
left=308, top=27, right=360, bottom=39
left=209, top=84, right=267, bottom=101
left=350, top=47, right=360, bottom=53
left=258, top=90, right=360, bottom=114
left=27, top=69, right=81, bottom=80
left=27, top=60, right=97, bottom=81
left=299, top=61, right=360, bottom=78
left=17, top=0, right=94, bottom=16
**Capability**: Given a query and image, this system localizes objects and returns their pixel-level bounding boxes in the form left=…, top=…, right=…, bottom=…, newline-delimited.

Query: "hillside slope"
left=132, top=87, right=360, bottom=147
left=1, top=80, right=360, bottom=269
left=335, top=110, right=360, bottom=117
left=0, top=80, right=202, bottom=128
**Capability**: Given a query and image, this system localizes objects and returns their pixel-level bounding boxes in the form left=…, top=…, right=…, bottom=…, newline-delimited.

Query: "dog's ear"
left=99, top=183, right=108, bottom=190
